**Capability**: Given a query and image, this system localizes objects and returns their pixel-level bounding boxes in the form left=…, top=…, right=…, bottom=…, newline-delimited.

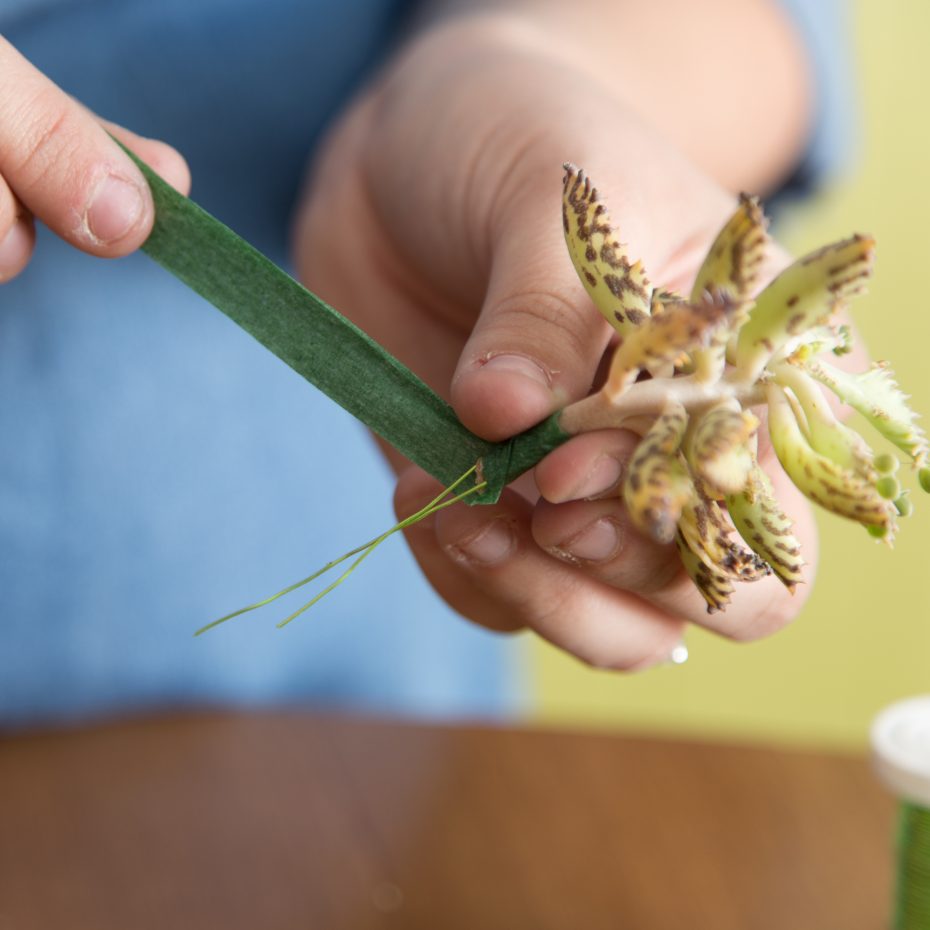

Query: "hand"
left=292, top=14, right=818, bottom=669
left=0, top=36, right=189, bottom=283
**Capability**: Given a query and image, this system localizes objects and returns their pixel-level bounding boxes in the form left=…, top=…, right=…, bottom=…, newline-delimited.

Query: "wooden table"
left=0, top=713, right=894, bottom=929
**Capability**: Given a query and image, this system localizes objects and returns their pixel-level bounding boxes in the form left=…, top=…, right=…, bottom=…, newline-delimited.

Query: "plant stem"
left=558, top=376, right=766, bottom=436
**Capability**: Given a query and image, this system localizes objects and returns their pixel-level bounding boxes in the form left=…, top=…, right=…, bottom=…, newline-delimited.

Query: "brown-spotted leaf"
left=726, top=460, right=804, bottom=592
left=767, top=383, right=896, bottom=536
left=688, top=195, right=769, bottom=381
left=678, top=488, right=771, bottom=584
left=562, top=164, right=652, bottom=337
left=675, top=530, right=734, bottom=613
left=605, top=289, right=737, bottom=398
left=734, top=234, right=875, bottom=382
left=687, top=399, right=759, bottom=496
left=692, top=194, right=770, bottom=304
left=676, top=486, right=771, bottom=614
left=623, top=400, right=691, bottom=544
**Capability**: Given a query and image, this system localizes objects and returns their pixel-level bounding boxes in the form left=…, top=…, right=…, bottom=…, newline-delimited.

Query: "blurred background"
left=529, top=0, right=930, bottom=749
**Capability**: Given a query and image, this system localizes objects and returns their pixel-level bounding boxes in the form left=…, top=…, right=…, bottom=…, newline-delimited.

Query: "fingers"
left=532, top=429, right=816, bottom=640
left=0, top=37, right=189, bottom=269
left=531, top=491, right=800, bottom=637
left=0, top=173, right=35, bottom=281
left=532, top=497, right=682, bottom=596
left=534, top=428, right=639, bottom=503
left=396, top=466, right=686, bottom=671
left=450, top=185, right=613, bottom=441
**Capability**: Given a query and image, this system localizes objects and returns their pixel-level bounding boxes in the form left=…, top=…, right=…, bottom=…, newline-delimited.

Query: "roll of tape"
left=872, top=695, right=930, bottom=807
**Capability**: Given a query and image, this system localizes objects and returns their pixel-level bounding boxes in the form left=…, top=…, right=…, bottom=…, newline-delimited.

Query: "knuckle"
left=491, top=289, right=596, bottom=368
left=519, top=578, right=577, bottom=636
left=1, top=86, right=81, bottom=189
left=568, top=521, right=680, bottom=594
left=486, top=122, right=562, bottom=226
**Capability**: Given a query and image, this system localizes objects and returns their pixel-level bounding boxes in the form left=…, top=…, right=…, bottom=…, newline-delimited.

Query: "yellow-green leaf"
left=687, top=399, right=759, bottom=495
left=734, top=234, right=874, bottom=382
left=623, top=401, right=691, bottom=543
left=605, top=290, right=736, bottom=398
left=767, top=383, right=896, bottom=535
left=726, top=461, right=804, bottom=591
left=803, top=358, right=928, bottom=467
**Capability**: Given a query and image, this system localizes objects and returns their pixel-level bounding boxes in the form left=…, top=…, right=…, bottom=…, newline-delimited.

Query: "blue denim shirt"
left=0, top=0, right=525, bottom=726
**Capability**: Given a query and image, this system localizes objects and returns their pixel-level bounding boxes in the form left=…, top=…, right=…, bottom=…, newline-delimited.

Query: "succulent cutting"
left=556, top=164, right=928, bottom=612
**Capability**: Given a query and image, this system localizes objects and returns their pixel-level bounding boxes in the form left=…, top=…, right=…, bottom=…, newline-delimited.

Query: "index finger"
left=0, top=36, right=153, bottom=255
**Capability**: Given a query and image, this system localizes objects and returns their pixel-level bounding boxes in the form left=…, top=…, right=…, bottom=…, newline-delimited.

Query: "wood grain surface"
left=0, top=713, right=894, bottom=929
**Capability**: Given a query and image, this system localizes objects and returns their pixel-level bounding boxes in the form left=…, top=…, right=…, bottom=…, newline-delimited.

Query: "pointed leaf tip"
left=562, top=164, right=652, bottom=337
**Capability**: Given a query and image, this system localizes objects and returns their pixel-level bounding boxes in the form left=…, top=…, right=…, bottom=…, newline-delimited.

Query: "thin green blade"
left=125, top=148, right=569, bottom=500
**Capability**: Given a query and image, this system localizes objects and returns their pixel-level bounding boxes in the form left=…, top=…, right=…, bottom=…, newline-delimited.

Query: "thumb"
left=450, top=180, right=612, bottom=442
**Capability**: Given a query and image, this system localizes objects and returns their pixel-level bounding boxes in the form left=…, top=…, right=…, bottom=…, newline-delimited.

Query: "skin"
left=1, top=2, right=823, bottom=670
left=292, top=6, right=820, bottom=668
left=0, top=35, right=190, bottom=279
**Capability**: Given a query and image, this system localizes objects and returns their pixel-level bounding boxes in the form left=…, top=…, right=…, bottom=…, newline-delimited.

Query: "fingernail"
left=482, top=354, right=551, bottom=388
left=574, top=454, right=624, bottom=500
left=0, top=220, right=31, bottom=280
left=448, top=519, right=515, bottom=566
left=559, top=518, right=621, bottom=563
left=85, top=173, right=145, bottom=243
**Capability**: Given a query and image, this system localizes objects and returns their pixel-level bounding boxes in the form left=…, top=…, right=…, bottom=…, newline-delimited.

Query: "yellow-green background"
left=531, top=1, right=930, bottom=749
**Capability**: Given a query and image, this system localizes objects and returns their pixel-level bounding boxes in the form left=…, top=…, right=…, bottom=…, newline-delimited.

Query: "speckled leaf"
left=623, top=401, right=691, bottom=543
left=767, top=383, right=896, bottom=535
left=726, top=461, right=804, bottom=591
left=687, top=399, right=759, bottom=496
left=734, top=235, right=875, bottom=382
left=777, top=364, right=875, bottom=479
left=678, top=489, right=770, bottom=580
left=688, top=196, right=769, bottom=381
left=691, top=194, right=769, bottom=303
left=675, top=530, right=735, bottom=613
left=562, top=164, right=652, bottom=336
left=605, top=290, right=736, bottom=398
left=677, top=487, right=771, bottom=613
left=783, top=323, right=853, bottom=362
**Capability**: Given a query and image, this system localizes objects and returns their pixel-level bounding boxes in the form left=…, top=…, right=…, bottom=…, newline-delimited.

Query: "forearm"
left=410, top=0, right=813, bottom=196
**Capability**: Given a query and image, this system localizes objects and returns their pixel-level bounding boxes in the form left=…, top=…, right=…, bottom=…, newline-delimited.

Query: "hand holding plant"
left=292, top=10, right=835, bottom=668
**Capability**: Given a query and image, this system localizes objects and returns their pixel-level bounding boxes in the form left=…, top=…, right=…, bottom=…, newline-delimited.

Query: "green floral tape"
left=122, top=147, right=570, bottom=503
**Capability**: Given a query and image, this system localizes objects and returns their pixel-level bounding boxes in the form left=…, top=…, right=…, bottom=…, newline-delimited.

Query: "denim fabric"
left=0, top=0, right=524, bottom=726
